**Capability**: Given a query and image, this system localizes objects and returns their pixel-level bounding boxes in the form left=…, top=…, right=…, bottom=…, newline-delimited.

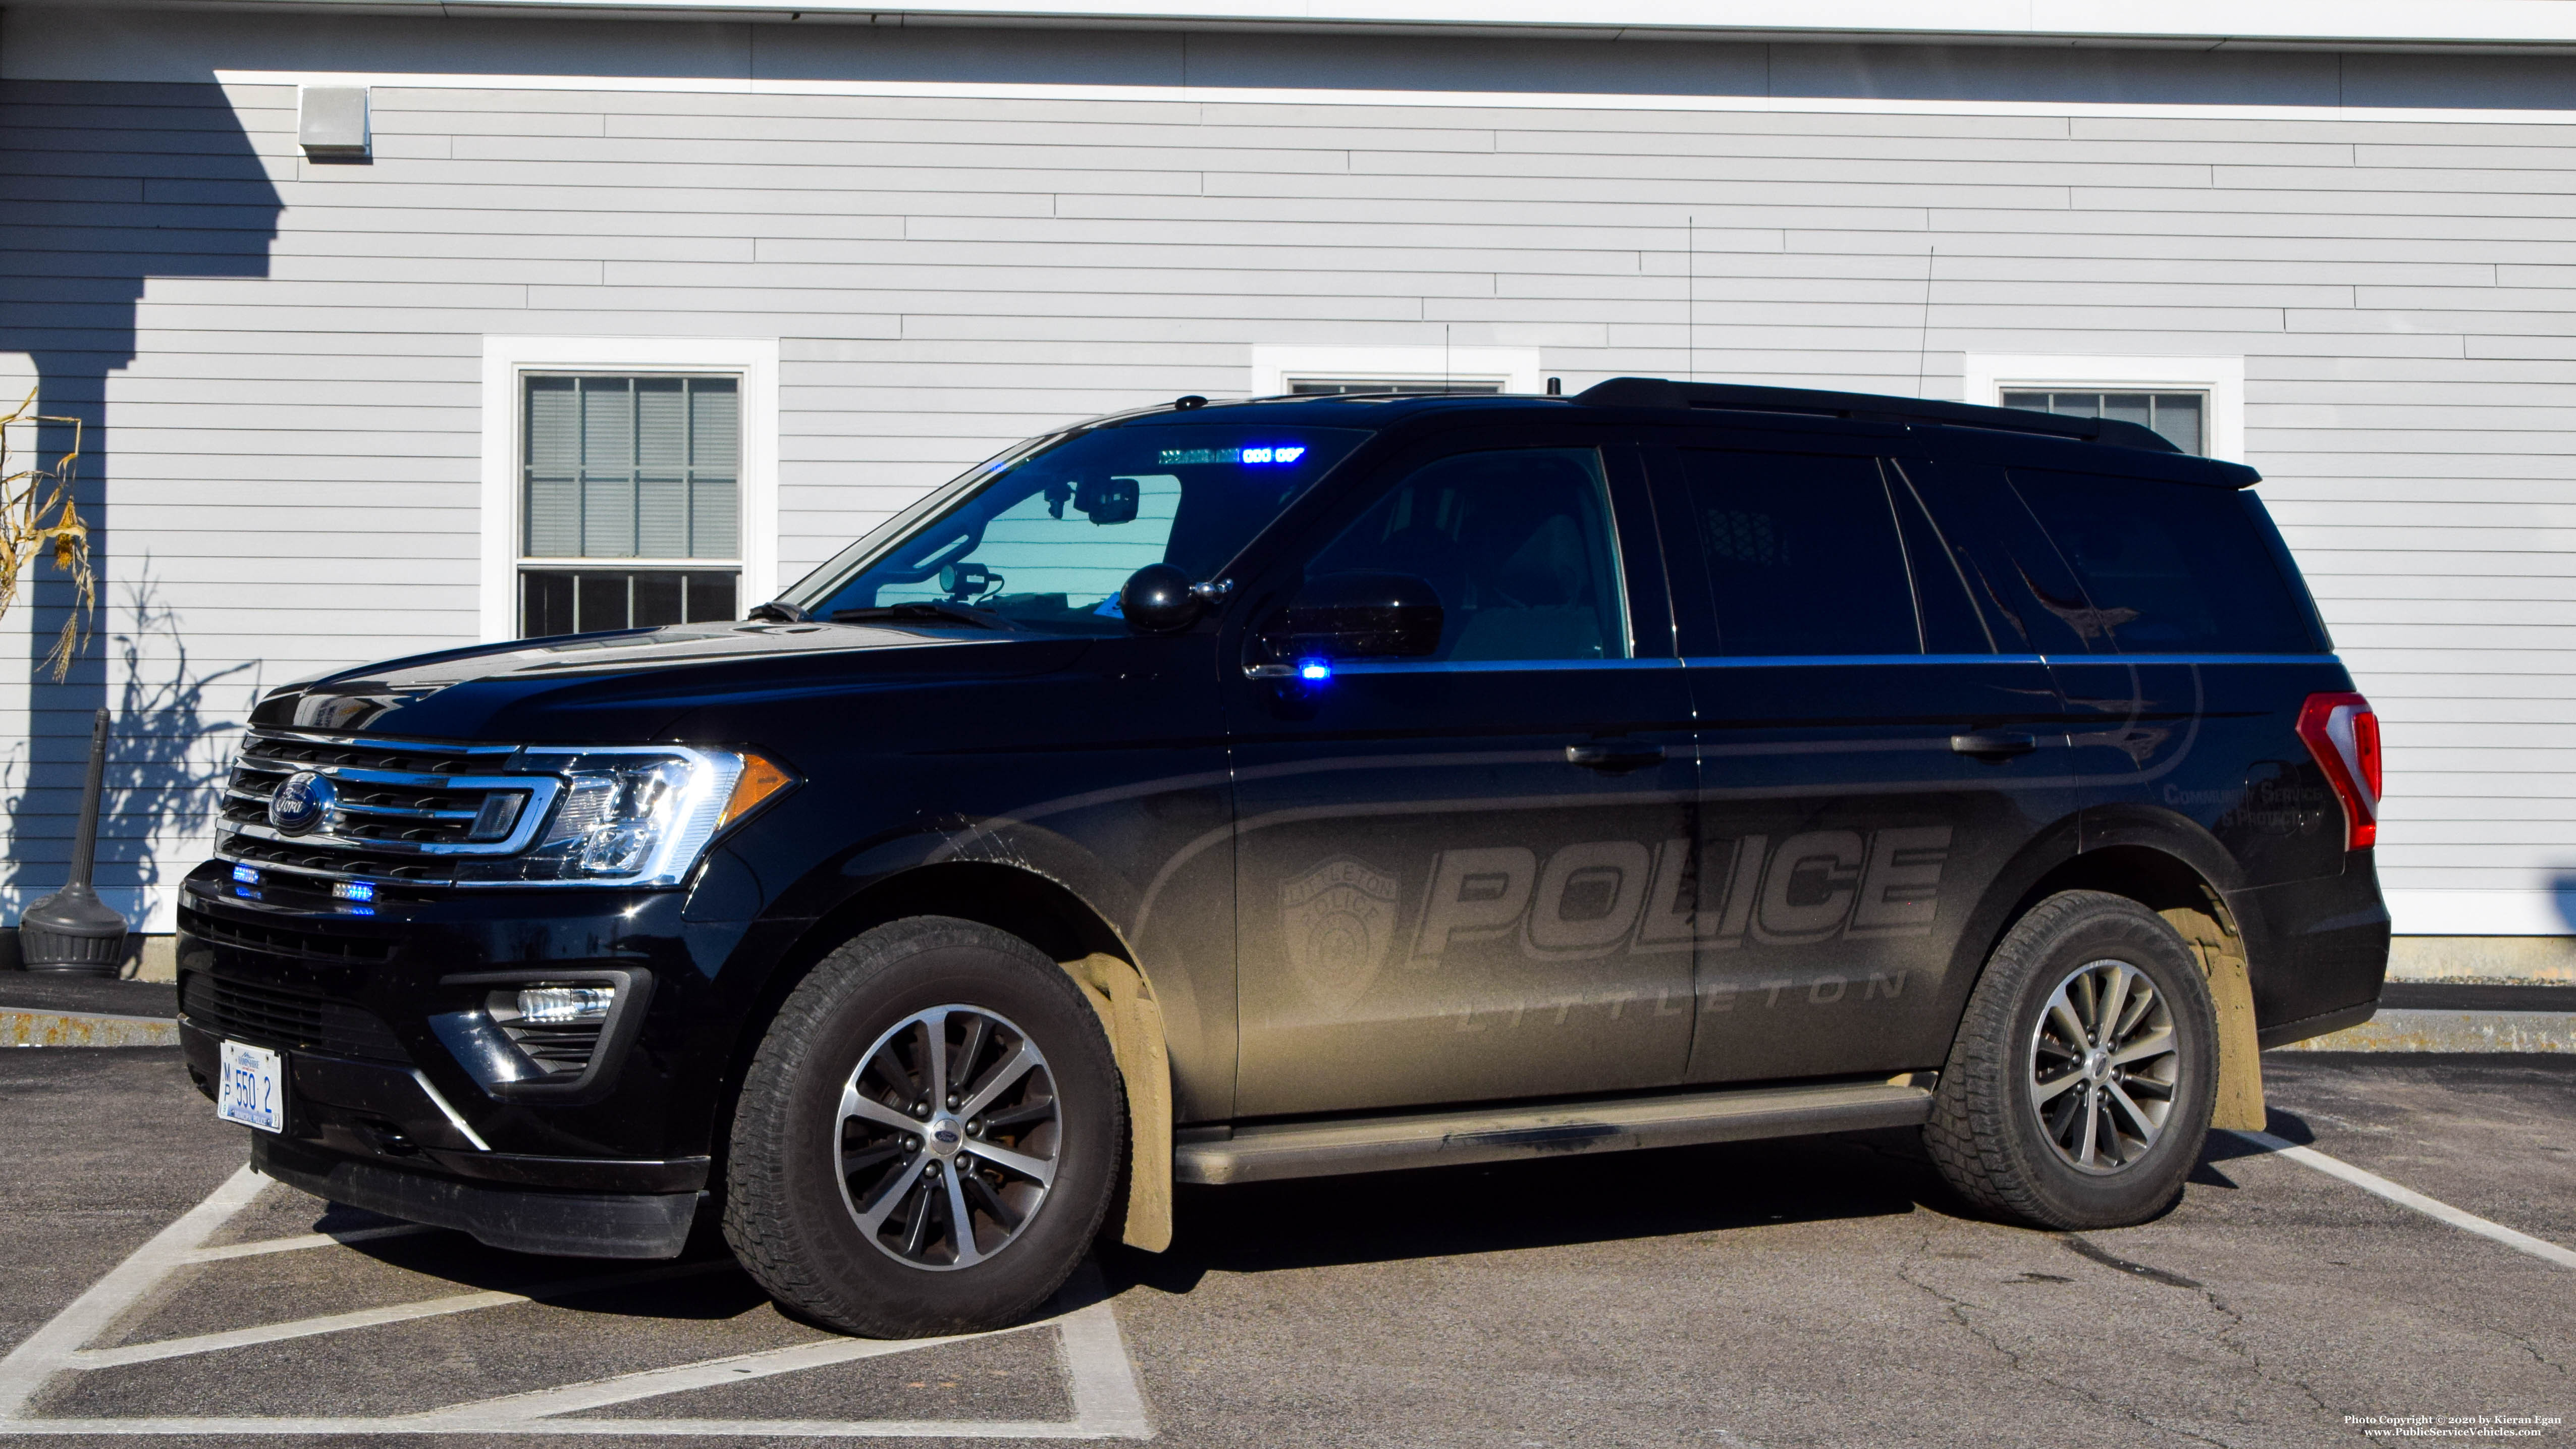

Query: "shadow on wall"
left=0, top=78, right=283, bottom=927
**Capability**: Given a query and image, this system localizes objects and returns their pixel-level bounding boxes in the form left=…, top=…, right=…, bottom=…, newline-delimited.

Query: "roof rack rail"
left=1570, top=377, right=2178, bottom=454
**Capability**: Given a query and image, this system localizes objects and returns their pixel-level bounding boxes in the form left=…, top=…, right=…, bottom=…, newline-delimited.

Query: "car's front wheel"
left=723, top=917, right=1124, bottom=1336
left=1924, top=890, right=2219, bottom=1230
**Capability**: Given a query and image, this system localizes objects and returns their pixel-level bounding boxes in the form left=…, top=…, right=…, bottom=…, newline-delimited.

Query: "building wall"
left=6, top=8, right=2576, bottom=935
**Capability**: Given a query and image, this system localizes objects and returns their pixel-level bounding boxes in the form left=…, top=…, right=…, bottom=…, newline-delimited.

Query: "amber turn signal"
left=719, top=750, right=795, bottom=830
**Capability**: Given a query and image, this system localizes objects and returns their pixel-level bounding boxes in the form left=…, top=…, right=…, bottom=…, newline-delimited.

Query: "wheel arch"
left=721, top=860, right=1178, bottom=1252
left=1973, top=816, right=2266, bottom=1133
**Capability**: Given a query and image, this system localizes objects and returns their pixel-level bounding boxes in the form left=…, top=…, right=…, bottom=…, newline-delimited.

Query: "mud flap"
left=2162, top=906, right=2266, bottom=1132
left=1059, top=952, right=1174, bottom=1252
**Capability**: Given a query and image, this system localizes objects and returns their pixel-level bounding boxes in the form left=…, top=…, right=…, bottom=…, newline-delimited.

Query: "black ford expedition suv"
left=181, top=378, right=2388, bottom=1336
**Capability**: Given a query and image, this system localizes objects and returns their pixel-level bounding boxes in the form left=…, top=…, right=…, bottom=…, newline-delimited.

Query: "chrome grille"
left=216, top=728, right=561, bottom=888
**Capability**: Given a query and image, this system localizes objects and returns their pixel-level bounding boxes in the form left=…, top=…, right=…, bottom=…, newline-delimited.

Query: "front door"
left=1225, top=435, right=1700, bottom=1118
left=1651, top=440, right=2079, bottom=1085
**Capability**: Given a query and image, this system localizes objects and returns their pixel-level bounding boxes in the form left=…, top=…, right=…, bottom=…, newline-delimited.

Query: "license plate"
left=215, top=1040, right=286, bottom=1134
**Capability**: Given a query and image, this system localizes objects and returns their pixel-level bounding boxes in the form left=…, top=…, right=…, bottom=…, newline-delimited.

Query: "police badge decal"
left=1279, top=857, right=1399, bottom=1015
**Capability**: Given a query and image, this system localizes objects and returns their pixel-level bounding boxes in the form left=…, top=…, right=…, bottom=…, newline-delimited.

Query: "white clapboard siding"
left=9, top=16, right=2576, bottom=932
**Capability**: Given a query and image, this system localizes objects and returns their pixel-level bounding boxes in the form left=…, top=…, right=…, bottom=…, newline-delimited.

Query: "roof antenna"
left=1687, top=216, right=1697, bottom=384
left=1915, top=245, right=1936, bottom=399
left=1443, top=322, right=1452, bottom=394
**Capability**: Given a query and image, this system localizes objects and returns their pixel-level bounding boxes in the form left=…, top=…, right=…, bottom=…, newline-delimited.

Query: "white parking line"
left=0, top=1165, right=1154, bottom=1438
left=70, top=1261, right=735, bottom=1369
left=2227, top=1129, right=2576, bottom=1272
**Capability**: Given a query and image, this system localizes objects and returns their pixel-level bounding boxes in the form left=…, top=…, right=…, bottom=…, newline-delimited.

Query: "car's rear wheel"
left=723, top=917, right=1124, bottom=1336
left=1924, top=890, right=2218, bottom=1230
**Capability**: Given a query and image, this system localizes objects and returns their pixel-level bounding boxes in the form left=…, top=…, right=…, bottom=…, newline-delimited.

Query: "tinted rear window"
left=2009, top=470, right=2323, bottom=655
left=1674, top=450, right=1918, bottom=656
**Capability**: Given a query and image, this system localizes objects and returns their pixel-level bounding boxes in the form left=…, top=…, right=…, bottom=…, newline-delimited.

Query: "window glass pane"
left=1286, top=379, right=1506, bottom=395
left=2000, top=388, right=2210, bottom=455
left=2151, top=394, right=2205, bottom=454
left=692, top=378, right=739, bottom=470
left=795, top=425, right=1369, bottom=635
left=581, top=378, right=633, bottom=472
left=633, top=572, right=685, bottom=627
left=685, top=573, right=736, bottom=623
left=1304, top=448, right=1628, bottom=663
left=2010, top=470, right=2319, bottom=654
left=524, top=373, right=740, bottom=565
left=577, top=573, right=628, bottom=630
left=2102, top=393, right=2153, bottom=431
left=521, top=570, right=575, bottom=636
left=691, top=476, right=739, bottom=561
left=581, top=474, right=635, bottom=558
left=635, top=378, right=687, bottom=471
left=519, top=568, right=740, bottom=636
left=1888, top=468, right=1994, bottom=654
left=1675, top=451, right=1916, bottom=656
left=636, top=476, right=688, bottom=559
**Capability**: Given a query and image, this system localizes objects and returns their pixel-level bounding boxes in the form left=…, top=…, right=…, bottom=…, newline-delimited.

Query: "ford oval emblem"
left=268, top=770, right=337, bottom=836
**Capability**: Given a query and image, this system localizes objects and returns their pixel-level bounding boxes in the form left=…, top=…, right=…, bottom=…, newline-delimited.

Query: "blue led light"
left=333, top=880, right=375, bottom=903
left=1275, top=444, right=1307, bottom=463
left=349, top=905, right=375, bottom=918
left=230, top=864, right=259, bottom=885
left=1298, top=660, right=1332, bottom=681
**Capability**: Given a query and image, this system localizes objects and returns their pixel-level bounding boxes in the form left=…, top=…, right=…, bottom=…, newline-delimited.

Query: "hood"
left=251, top=620, right=1089, bottom=742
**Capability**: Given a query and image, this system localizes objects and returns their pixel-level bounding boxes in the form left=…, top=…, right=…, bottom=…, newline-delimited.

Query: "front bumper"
left=176, top=858, right=798, bottom=1255
left=252, top=1132, right=702, bottom=1259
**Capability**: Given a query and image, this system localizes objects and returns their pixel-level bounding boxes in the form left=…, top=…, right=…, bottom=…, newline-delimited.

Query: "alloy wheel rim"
left=2026, top=958, right=2180, bottom=1175
left=834, top=1004, right=1059, bottom=1271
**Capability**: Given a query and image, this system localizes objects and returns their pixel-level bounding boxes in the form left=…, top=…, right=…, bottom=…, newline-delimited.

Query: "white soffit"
left=36, top=0, right=2576, bottom=50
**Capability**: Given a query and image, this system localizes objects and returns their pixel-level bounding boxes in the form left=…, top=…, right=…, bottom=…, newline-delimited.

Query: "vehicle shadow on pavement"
left=1113, top=1128, right=1944, bottom=1295
left=279, top=1199, right=777, bottom=1323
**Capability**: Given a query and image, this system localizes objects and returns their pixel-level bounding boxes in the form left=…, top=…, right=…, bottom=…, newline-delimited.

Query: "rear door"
left=1224, top=428, right=1701, bottom=1117
left=1652, top=439, right=2077, bottom=1084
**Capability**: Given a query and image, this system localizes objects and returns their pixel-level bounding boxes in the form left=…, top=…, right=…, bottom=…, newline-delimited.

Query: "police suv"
left=181, top=379, right=2388, bottom=1336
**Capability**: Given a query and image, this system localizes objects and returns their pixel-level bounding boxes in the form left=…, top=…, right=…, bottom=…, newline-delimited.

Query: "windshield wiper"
left=828, top=602, right=1023, bottom=631
left=747, top=600, right=808, bottom=623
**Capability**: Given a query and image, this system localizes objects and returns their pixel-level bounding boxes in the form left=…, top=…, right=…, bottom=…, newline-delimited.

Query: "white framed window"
left=1249, top=344, right=1543, bottom=399
left=479, top=337, right=778, bottom=643
left=1964, top=354, right=2244, bottom=462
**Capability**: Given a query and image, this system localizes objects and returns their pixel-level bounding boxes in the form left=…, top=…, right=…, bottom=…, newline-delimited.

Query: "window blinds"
left=523, top=375, right=740, bottom=560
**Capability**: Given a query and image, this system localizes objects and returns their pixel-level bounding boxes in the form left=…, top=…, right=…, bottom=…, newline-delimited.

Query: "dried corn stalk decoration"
left=0, top=387, right=96, bottom=681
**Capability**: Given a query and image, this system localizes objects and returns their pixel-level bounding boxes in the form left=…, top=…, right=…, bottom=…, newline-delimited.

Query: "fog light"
left=516, top=986, right=615, bottom=1025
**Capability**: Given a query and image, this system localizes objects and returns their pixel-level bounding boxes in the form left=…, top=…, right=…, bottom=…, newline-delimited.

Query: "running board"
left=1173, top=1076, right=1937, bottom=1186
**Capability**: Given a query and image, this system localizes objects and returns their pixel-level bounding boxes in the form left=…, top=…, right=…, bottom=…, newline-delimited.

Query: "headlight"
left=453, top=746, right=793, bottom=887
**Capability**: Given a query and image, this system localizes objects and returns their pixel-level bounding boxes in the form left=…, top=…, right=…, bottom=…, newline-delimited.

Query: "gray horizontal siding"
left=10, top=27, right=2576, bottom=929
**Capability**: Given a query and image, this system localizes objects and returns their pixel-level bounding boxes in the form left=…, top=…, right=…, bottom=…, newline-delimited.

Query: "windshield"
left=785, top=423, right=1370, bottom=634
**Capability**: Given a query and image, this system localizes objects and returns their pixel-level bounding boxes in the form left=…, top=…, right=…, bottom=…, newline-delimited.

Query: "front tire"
left=723, top=917, right=1124, bottom=1336
left=1924, top=890, right=2218, bottom=1230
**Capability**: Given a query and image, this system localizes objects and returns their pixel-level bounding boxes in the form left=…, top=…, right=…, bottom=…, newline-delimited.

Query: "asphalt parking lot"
left=0, top=1048, right=2566, bottom=1447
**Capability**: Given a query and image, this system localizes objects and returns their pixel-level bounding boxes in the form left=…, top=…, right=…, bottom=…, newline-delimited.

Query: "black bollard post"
left=17, top=708, right=130, bottom=976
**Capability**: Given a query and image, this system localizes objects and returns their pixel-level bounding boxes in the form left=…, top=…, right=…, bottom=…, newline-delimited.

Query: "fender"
left=2077, top=803, right=2267, bottom=1132
left=765, top=841, right=1188, bottom=1255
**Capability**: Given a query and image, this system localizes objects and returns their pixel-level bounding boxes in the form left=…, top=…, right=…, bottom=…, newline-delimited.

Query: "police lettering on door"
left=1403, top=827, right=1954, bottom=962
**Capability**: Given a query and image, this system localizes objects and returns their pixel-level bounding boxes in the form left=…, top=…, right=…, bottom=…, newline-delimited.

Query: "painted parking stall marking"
left=2227, top=1129, right=2576, bottom=1272
left=0, top=1167, right=1152, bottom=1438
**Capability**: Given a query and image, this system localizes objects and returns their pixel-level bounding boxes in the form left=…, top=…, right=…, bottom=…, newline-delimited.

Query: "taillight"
left=2295, top=691, right=2381, bottom=851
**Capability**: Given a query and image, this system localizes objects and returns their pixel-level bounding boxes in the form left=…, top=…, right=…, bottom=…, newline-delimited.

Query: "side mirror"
left=1261, top=570, right=1444, bottom=664
left=1119, top=562, right=1202, bottom=635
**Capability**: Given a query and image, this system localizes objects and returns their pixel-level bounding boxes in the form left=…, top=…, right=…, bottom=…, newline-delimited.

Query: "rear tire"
left=723, top=917, right=1124, bottom=1337
left=1924, top=890, right=2218, bottom=1230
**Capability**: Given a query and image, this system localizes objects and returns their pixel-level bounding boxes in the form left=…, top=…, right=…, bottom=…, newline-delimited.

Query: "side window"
left=2010, top=470, right=2323, bottom=655
left=1674, top=450, right=1917, bottom=656
left=1303, top=447, right=1630, bottom=663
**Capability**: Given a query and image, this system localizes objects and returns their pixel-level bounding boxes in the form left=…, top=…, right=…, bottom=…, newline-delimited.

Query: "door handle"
left=1566, top=742, right=1666, bottom=774
left=1951, top=731, right=2037, bottom=759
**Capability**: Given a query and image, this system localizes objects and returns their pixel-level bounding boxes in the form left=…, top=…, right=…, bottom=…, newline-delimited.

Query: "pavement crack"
left=1895, top=1225, right=2239, bottom=1448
